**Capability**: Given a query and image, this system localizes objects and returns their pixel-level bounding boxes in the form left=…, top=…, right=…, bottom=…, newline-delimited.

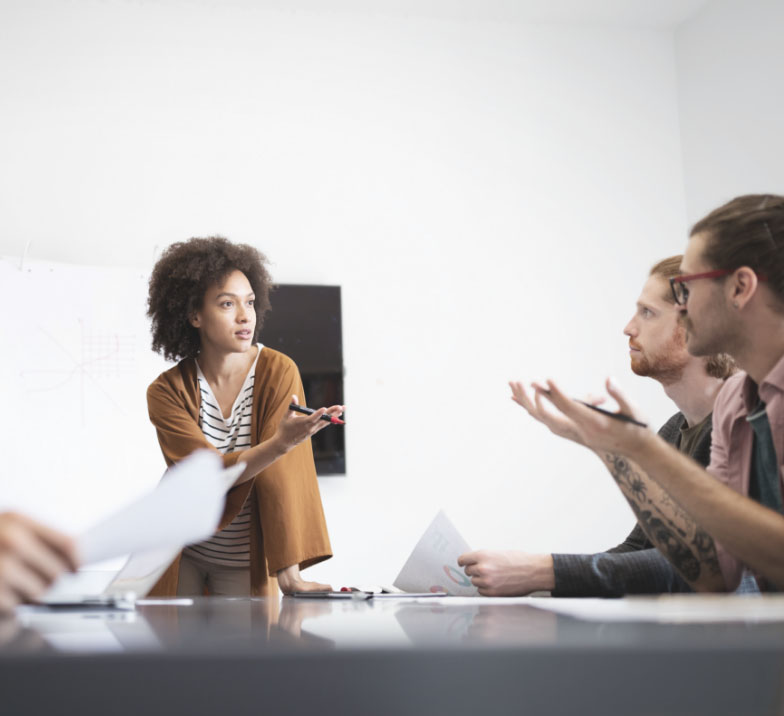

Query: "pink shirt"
left=709, top=353, right=784, bottom=589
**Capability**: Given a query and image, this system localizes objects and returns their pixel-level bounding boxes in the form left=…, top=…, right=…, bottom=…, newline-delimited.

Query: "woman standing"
left=145, top=237, right=342, bottom=596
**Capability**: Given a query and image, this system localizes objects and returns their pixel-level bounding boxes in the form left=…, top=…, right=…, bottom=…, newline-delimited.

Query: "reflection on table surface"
left=4, top=595, right=784, bottom=656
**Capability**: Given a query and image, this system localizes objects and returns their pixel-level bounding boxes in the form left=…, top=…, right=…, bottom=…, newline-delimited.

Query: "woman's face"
left=190, top=270, right=256, bottom=354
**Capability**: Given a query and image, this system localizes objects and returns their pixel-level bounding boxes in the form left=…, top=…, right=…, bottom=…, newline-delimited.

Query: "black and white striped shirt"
left=183, top=347, right=261, bottom=568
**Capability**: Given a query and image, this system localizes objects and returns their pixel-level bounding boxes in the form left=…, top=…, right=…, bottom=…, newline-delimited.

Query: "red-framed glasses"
left=669, top=268, right=767, bottom=305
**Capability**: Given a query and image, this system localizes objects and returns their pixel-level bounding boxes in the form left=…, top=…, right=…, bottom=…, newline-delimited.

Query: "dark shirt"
left=679, top=412, right=712, bottom=459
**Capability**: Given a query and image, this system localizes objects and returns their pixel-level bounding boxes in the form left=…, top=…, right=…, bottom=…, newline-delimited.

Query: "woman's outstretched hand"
left=273, top=395, right=345, bottom=453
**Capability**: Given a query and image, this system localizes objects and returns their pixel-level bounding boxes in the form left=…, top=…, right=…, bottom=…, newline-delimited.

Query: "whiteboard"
left=0, top=256, right=172, bottom=534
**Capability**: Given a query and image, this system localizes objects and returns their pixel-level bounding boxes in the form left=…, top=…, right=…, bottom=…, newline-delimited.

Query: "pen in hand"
left=573, top=400, right=648, bottom=428
left=289, top=403, right=346, bottom=425
left=539, top=387, right=647, bottom=428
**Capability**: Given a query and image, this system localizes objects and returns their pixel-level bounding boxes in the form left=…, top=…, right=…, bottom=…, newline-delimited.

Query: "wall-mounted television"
left=259, top=284, right=345, bottom=476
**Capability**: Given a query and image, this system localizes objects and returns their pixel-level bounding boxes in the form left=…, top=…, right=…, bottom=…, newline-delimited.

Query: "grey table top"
left=2, top=596, right=784, bottom=716
left=3, top=594, right=784, bottom=655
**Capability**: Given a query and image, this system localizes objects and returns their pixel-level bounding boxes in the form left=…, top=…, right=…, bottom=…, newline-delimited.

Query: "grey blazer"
left=551, top=412, right=705, bottom=597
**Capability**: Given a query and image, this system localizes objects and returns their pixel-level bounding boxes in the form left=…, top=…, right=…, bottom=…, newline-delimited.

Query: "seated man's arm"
left=552, top=521, right=691, bottom=597
left=508, top=380, right=723, bottom=591
left=594, top=450, right=725, bottom=591
left=540, top=379, right=784, bottom=591
left=632, top=435, right=784, bottom=589
left=552, top=548, right=691, bottom=597
left=605, top=523, right=652, bottom=554
left=458, top=545, right=692, bottom=597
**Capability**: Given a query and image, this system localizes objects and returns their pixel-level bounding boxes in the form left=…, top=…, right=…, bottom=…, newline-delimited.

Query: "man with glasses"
left=459, top=257, right=741, bottom=596
left=531, top=194, right=784, bottom=591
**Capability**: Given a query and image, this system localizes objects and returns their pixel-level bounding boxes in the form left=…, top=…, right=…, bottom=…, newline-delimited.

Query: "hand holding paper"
left=78, top=450, right=239, bottom=566
left=394, top=511, right=478, bottom=596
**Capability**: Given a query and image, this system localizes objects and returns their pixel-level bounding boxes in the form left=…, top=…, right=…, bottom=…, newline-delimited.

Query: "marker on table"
left=289, top=403, right=345, bottom=425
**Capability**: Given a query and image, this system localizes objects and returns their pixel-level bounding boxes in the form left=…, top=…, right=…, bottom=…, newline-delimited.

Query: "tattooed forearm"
left=656, top=489, right=694, bottom=527
left=691, top=529, right=722, bottom=576
left=625, top=501, right=701, bottom=581
left=604, top=453, right=723, bottom=588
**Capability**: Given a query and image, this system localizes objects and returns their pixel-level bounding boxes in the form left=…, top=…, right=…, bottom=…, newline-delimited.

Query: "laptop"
left=38, top=547, right=181, bottom=609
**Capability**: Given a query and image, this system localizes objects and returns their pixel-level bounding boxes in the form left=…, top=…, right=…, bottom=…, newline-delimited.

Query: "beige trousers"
left=176, top=550, right=251, bottom=597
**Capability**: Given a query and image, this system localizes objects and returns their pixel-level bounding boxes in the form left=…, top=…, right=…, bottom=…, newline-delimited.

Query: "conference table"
left=1, top=594, right=783, bottom=715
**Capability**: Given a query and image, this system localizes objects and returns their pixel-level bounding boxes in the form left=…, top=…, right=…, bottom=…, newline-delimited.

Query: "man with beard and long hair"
left=458, top=256, right=747, bottom=597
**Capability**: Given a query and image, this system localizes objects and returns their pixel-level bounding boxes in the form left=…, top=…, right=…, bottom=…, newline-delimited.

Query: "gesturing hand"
left=274, top=395, right=345, bottom=453
left=533, top=378, right=651, bottom=456
left=509, top=380, right=599, bottom=446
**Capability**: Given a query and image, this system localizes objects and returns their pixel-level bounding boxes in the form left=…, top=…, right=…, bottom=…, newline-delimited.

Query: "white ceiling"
left=152, top=0, right=715, bottom=30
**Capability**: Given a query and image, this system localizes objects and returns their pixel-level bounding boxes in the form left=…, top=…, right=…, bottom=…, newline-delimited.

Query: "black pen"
left=539, top=388, right=647, bottom=428
left=289, top=403, right=345, bottom=425
left=574, top=400, right=648, bottom=428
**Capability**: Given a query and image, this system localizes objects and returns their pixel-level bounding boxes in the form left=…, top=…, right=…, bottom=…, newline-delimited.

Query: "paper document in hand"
left=393, top=510, right=478, bottom=596
left=78, top=450, right=241, bottom=566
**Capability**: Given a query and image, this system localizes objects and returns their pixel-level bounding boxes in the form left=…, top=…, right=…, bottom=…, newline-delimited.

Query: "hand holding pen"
left=289, top=402, right=345, bottom=425
left=274, top=395, right=346, bottom=452
left=530, top=378, right=652, bottom=456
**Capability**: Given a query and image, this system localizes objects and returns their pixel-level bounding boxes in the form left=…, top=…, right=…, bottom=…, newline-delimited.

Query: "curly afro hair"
left=147, top=237, right=273, bottom=362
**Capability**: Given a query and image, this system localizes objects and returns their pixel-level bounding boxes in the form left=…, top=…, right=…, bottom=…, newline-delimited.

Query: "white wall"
left=675, top=0, right=784, bottom=224
left=0, top=0, right=689, bottom=587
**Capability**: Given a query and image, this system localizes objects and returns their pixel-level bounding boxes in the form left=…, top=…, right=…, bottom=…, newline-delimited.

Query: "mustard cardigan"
left=146, top=347, right=332, bottom=596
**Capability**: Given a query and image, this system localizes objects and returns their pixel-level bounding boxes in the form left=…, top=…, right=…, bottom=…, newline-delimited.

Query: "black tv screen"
left=259, top=284, right=345, bottom=475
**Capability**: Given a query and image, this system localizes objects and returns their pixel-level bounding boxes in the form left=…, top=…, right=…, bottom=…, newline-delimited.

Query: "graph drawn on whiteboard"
left=0, top=256, right=172, bottom=534
left=0, top=258, right=166, bottom=437
left=19, top=319, right=137, bottom=426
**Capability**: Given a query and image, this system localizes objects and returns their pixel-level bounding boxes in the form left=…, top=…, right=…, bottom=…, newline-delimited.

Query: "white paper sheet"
left=528, top=595, right=784, bottom=623
left=79, top=450, right=241, bottom=566
left=393, top=510, right=478, bottom=596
